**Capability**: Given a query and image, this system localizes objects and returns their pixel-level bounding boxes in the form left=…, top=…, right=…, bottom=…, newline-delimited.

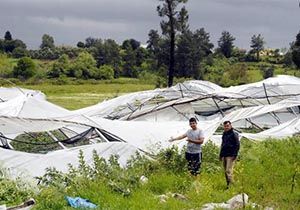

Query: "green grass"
left=6, top=138, right=294, bottom=210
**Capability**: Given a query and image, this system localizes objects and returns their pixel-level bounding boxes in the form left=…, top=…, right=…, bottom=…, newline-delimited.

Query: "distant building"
left=259, top=49, right=282, bottom=57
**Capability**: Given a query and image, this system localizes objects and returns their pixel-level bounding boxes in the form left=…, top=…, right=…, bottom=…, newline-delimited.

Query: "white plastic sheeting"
left=241, top=118, right=300, bottom=140
left=219, top=75, right=300, bottom=99
left=0, top=114, right=220, bottom=152
left=222, top=99, right=300, bottom=127
left=0, top=142, right=140, bottom=177
left=0, top=75, right=300, bottom=142
left=73, top=75, right=300, bottom=122
left=88, top=117, right=221, bottom=152
left=1, top=75, right=300, bottom=178
left=211, top=117, right=300, bottom=144
left=0, top=87, right=44, bottom=101
left=0, top=95, right=70, bottom=118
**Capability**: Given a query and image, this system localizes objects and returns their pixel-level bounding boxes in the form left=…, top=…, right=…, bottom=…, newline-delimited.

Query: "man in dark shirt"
left=219, top=121, right=240, bottom=188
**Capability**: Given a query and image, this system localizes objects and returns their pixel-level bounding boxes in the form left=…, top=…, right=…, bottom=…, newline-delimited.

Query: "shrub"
left=138, top=71, right=159, bottom=85
left=47, top=54, right=70, bottom=78
left=13, top=57, right=36, bottom=79
left=68, top=52, right=97, bottom=79
left=156, top=146, right=187, bottom=173
left=262, top=65, right=275, bottom=79
left=95, top=65, right=114, bottom=80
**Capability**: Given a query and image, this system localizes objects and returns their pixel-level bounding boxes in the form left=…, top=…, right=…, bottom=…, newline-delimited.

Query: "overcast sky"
left=0, top=0, right=299, bottom=49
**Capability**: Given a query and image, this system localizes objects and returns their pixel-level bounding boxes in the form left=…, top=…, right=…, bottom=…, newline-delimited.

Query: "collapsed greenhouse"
left=1, top=75, right=300, bottom=178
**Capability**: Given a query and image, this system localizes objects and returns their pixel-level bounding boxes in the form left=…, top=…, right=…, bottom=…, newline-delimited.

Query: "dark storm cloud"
left=188, top=0, right=300, bottom=49
left=0, top=0, right=299, bottom=49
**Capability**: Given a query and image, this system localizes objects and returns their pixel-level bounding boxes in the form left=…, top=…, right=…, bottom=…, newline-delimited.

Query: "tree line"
left=0, top=0, right=300, bottom=85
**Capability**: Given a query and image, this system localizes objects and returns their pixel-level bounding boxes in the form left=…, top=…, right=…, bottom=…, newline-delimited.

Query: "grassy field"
left=19, top=78, right=155, bottom=110
left=1, top=138, right=299, bottom=209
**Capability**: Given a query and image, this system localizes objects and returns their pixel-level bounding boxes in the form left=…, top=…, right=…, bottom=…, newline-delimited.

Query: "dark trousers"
left=185, top=152, right=202, bottom=176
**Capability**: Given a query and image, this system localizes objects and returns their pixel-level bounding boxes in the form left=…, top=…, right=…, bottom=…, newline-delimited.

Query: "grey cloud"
left=0, top=0, right=299, bottom=49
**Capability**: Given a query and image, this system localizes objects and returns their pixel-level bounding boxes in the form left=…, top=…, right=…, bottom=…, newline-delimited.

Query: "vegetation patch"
left=3, top=138, right=299, bottom=209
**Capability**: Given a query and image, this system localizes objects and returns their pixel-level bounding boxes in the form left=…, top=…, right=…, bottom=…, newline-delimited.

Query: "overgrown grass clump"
left=1, top=138, right=299, bottom=209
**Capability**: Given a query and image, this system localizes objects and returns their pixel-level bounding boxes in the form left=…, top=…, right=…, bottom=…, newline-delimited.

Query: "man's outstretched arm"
left=169, top=134, right=187, bottom=142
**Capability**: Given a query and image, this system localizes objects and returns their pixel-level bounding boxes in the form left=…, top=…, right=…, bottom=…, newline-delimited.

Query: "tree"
left=56, top=46, right=80, bottom=59
left=250, top=34, right=264, bottom=61
left=122, top=39, right=140, bottom=51
left=176, top=28, right=213, bottom=78
left=217, top=31, right=235, bottom=58
left=193, top=28, right=214, bottom=55
left=97, top=39, right=120, bottom=67
left=84, top=37, right=101, bottom=48
left=36, top=47, right=59, bottom=60
left=147, top=30, right=160, bottom=56
left=232, top=48, right=247, bottom=62
left=40, top=34, right=55, bottom=49
left=12, top=47, right=28, bottom=58
left=147, top=29, right=162, bottom=70
left=13, top=57, right=36, bottom=79
left=291, top=31, right=300, bottom=68
left=3, top=40, right=15, bottom=53
left=11, top=39, right=27, bottom=57
left=4, top=31, right=12, bottom=41
left=120, top=39, right=149, bottom=77
left=89, top=39, right=121, bottom=77
left=121, top=44, right=137, bottom=77
left=13, top=39, right=27, bottom=49
left=69, top=52, right=97, bottom=79
left=157, top=0, right=189, bottom=87
left=77, top=41, right=85, bottom=48
left=48, top=54, right=70, bottom=78
left=283, top=50, right=294, bottom=67
left=135, top=47, right=148, bottom=67
left=177, top=7, right=189, bottom=33
left=176, top=31, right=194, bottom=77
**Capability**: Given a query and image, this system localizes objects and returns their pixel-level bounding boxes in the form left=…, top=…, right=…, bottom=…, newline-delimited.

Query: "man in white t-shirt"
left=169, top=117, right=204, bottom=176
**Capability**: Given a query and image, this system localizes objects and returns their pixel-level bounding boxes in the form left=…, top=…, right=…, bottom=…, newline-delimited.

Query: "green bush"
left=95, top=64, right=114, bottom=80
left=138, top=71, right=159, bottom=85
left=156, top=146, right=187, bottom=173
left=47, top=54, right=70, bottom=78
left=13, top=57, right=36, bottom=79
left=68, top=52, right=97, bottom=79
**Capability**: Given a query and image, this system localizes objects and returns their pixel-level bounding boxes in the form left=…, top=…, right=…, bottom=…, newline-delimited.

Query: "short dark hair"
left=223, top=121, right=231, bottom=125
left=189, top=117, right=197, bottom=123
